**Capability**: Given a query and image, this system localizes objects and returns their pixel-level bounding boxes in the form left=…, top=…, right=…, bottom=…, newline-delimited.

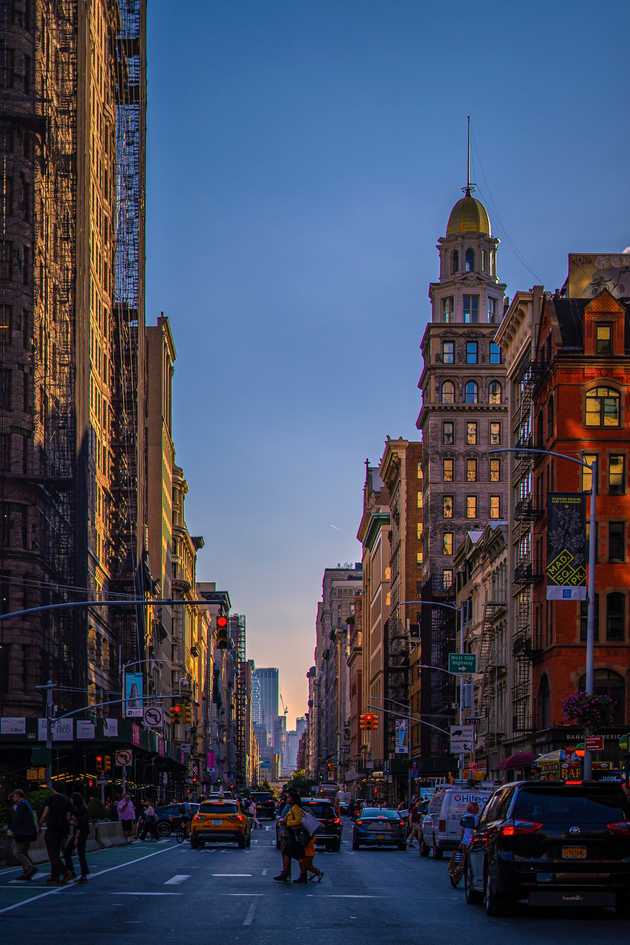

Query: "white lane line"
left=211, top=873, right=252, bottom=877
left=115, top=892, right=182, bottom=897
left=261, top=868, right=268, bottom=876
left=243, top=900, right=258, bottom=926
left=164, top=874, right=190, bottom=885
left=324, top=895, right=383, bottom=899
left=222, top=893, right=264, bottom=897
left=0, top=842, right=179, bottom=915
left=157, top=839, right=170, bottom=844
left=5, top=884, right=52, bottom=889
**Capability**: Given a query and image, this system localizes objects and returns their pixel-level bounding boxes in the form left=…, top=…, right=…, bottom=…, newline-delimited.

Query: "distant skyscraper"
left=253, top=667, right=279, bottom=743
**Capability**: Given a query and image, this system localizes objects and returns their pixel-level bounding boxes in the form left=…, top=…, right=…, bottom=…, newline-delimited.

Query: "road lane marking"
left=164, top=874, right=190, bottom=885
left=222, top=893, right=264, bottom=897
left=211, top=873, right=252, bottom=877
left=243, top=900, right=258, bottom=926
left=115, top=892, right=182, bottom=897
left=261, top=868, right=268, bottom=876
left=324, top=895, right=383, bottom=899
left=0, top=842, right=179, bottom=915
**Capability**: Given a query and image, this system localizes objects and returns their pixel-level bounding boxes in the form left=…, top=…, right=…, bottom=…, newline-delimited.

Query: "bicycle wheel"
left=175, top=827, right=186, bottom=843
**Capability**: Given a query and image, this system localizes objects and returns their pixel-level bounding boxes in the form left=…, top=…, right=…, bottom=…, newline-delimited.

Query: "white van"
left=420, top=784, right=493, bottom=858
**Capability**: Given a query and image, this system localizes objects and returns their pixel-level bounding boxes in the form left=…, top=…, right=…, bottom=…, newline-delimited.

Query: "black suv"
left=465, top=780, right=630, bottom=916
left=249, top=791, right=276, bottom=820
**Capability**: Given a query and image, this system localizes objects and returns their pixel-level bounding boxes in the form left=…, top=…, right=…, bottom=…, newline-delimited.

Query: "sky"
left=145, top=0, right=630, bottom=726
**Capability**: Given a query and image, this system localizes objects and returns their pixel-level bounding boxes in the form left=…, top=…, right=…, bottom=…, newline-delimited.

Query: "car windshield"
left=514, top=788, right=630, bottom=825
left=200, top=803, right=238, bottom=815
left=303, top=802, right=334, bottom=818
left=361, top=808, right=399, bottom=819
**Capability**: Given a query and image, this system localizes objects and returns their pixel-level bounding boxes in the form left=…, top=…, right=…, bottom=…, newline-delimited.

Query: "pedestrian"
left=63, top=793, right=90, bottom=883
left=273, top=789, right=307, bottom=885
left=141, top=801, right=158, bottom=840
left=8, top=789, right=38, bottom=881
left=116, top=793, right=136, bottom=843
left=299, top=832, right=324, bottom=884
left=39, top=787, right=71, bottom=885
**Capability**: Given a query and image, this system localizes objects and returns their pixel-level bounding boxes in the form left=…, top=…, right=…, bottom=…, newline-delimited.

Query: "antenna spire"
left=465, top=116, right=475, bottom=195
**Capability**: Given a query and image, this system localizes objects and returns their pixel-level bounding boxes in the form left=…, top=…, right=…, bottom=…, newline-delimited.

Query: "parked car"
left=421, top=785, right=493, bottom=858
left=464, top=780, right=630, bottom=916
left=155, top=802, right=199, bottom=838
left=249, top=791, right=277, bottom=820
left=190, top=799, right=252, bottom=849
left=352, top=807, right=407, bottom=850
left=275, top=797, right=342, bottom=852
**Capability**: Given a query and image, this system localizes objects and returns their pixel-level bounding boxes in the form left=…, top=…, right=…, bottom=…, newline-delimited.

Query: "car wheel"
left=352, top=834, right=359, bottom=851
left=419, top=840, right=430, bottom=857
left=484, top=863, right=510, bottom=916
left=157, top=822, right=171, bottom=838
left=238, top=837, right=246, bottom=849
left=464, top=861, right=482, bottom=905
left=330, top=840, right=341, bottom=852
left=433, top=845, right=443, bottom=859
left=191, top=837, right=199, bottom=850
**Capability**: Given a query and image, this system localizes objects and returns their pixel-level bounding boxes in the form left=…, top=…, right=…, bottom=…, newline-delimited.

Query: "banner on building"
left=124, top=671, right=144, bottom=718
left=0, top=717, right=26, bottom=735
left=52, top=719, right=73, bottom=741
left=546, top=493, right=587, bottom=600
left=394, top=718, right=408, bottom=754
left=103, top=718, right=118, bottom=738
left=76, top=720, right=95, bottom=740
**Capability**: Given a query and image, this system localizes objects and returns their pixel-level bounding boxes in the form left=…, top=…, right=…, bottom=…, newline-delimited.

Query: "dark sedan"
left=352, top=807, right=407, bottom=850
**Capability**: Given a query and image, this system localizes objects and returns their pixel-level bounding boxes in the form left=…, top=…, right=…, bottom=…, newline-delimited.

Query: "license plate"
left=212, top=819, right=223, bottom=826
left=561, top=846, right=587, bottom=859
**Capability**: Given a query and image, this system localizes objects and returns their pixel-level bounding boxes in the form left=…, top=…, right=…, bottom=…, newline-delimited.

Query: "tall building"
left=252, top=667, right=279, bottom=746
left=0, top=0, right=147, bottom=719
left=415, top=176, right=508, bottom=774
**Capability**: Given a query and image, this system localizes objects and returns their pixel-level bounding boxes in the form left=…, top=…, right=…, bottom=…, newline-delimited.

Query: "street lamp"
left=491, top=447, right=598, bottom=779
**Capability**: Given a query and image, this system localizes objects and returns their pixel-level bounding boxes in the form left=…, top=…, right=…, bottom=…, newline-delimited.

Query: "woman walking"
left=273, top=789, right=306, bottom=884
left=116, top=794, right=136, bottom=843
left=299, top=832, right=323, bottom=883
left=63, top=793, right=90, bottom=884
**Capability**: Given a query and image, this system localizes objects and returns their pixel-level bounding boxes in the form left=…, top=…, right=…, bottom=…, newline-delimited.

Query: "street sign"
left=448, top=653, right=477, bottom=674
left=585, top=735, right=604, bottom=751
left=115, top=749, right=132, bottom=767
left=450, top=724, right=474, bottom=754
left=143, top=706, right=164, bottom=729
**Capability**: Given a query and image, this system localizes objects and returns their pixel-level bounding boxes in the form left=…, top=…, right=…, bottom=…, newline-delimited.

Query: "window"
left=0, top=432, right=9, bottom=471
left=481, top=250, right=488, bottom=273
left=443, top=532, right=454, bottom=555
left=489, top=495, right=501, bottom=519
left=417, top=491, right=423, bottom=509
left=585, top=387, right=620, bottom=427
left=489, top=341, right=501, bottom=363
left=466, top=421, right=477, bottom=445
left=416, top=522, right=423, bottom=539
left=488, top=297, right=498, bottom=323
left=0, top=369, right=10, bottom=409
left=441, top=380, right=455, bottom=404
left=442, top=340, right=455, bottom=364
left=452, top=250, right=459, bottom=274
left=464, top=380, right=478, bottom=404
left=489, top=458, right=501, bottom=482
left=443, top=458, right=454, bottom=482
left=442, top=421, right=454, bottom=445
left=442, top=297, right=454, bottom=323
left=0, top=46, right=15, bottom=90
left=0, top=240, right=12, bottom=280
left=608, top=455, right=625, bottom=495
left=488, top=380, right=502, bottom=404
left=595, top=324, right=612, bottom=355
left=581, top=453, right=597, bottom=492
left=442, top=568, right=453, bottom=590
left=463, top=294, right=479, bottom=323
left=579, top=596, right=599, bottom=641
left=465, top=248, right=475, bottom=272
left=417, top=462, right=423, bottom=479
left=609, top=522, right=625, bottom=562
left=443, top=495, right=454, bottom=519
left=579, top=669, right=625, bottom=723
left=416, top=548, right=423, bottom=565
left=466, top=458, right=477, bottom=482
left=0, top=304, right=11, bottom=346
left=490, top=421, right=501, bottom=445
left=465, top=495, right=477, bottom=518
left=466, top=341, right=478, bottom=364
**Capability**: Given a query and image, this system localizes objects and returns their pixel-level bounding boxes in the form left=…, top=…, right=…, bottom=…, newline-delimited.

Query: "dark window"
left=579, top=595, right=599, bottom=642
left=606, top=592, right=625, bottom=641
left=466, top=341, right=478, bottom=364
left=465, top=248, right=475, bottom=272
left=595, top=324, right=612, bottom=355
left=452, top=250, right=459, bottom=274
left=0, top=240, right=12, bottom=280
left=441, top=297, right=454, bottom=322
left=464, top=380, right=478, bottom=404
left=0, top=368, right=10, bottom=409
left=463, top=294, right=479, bottom=324
left=609, top=522, right=624, bottom=562
left=0, top=432, right=9, bottom=471
left=442, top=421, right=454, bottom=446
left=489, top=342, right=502, bottom=364
left=0, top=46, right=15, bottom=90
left=608, top=455, right=625, bottom=494
left=199, top=803, right=238, bottom=815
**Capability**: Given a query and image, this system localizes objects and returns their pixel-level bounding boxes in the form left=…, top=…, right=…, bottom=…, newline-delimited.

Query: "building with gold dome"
left=413, top=183, right=509, bottom=777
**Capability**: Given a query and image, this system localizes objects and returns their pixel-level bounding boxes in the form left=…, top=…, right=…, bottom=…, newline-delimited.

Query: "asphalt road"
left=1, top=820, right=629, bottom=945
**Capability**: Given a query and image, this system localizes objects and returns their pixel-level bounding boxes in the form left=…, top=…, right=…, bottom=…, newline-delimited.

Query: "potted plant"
left=562, top=692, right=613, bottom=728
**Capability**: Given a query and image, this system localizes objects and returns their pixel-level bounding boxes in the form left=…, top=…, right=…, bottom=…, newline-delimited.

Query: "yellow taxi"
left=190, top=799, right=252, bottom=849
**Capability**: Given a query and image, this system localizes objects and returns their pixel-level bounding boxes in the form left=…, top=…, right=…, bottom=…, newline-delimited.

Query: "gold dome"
left=446, top=190, right=491, bottom=236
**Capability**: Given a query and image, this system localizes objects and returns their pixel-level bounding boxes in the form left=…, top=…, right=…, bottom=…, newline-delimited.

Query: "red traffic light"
left=216, top=615, right=228, bottom=629
left=95, top=755, right=103, bottom=763
left=172, top=704, right=182, bottom=715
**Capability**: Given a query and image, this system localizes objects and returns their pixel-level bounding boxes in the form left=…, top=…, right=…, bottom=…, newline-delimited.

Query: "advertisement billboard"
left=394, top=718, right=408, bottom=754
left=124, top=671, right=144, bottom=718
left=546, top=493, right=587, bottom=600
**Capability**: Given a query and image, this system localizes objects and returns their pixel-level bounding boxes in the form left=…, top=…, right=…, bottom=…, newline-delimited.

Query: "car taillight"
left=192, top=814, right=201, bottom=823
left=438, top=819, right=446, bottom=832
left=501, top=819, right=543, bottom=837
left=333, top=817, right=341, bottom=826
left=355, top=819, right=363, bottom=825
left=607, top=821, right=630, bottom=836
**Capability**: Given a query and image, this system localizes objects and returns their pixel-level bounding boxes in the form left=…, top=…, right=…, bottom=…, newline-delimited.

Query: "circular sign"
left=115, top=749, right=132, bottom=767
left=143, top=706, right=164, bottom=728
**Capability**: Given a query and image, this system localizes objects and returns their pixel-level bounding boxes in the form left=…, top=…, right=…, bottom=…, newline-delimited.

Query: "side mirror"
left=460, top=814, right=475, bottom=829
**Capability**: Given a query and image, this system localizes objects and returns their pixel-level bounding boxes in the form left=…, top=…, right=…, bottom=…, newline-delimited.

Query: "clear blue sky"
left=146, top=0, right=630, bottom=725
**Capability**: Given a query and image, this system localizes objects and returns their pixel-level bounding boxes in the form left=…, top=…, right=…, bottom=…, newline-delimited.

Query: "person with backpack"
left=39, top=787, right=71, bottom=885
left=8, top=789, right=38, bottom=881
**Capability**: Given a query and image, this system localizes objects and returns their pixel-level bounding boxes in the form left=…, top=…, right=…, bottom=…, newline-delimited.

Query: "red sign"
left=586, top=735, right=604, bottom=751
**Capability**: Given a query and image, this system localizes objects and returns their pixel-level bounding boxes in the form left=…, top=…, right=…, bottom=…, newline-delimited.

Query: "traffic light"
left=359, top=712, right=379, bottom=731
left=104, top=755, right=111, bottom=774
left=95, top=754, right=104, bottom=773
left=168, top=703, right=183, bottom=723
left=216, top=613, right=230, bottom=649
left=183, top=704, right=193, bottom=725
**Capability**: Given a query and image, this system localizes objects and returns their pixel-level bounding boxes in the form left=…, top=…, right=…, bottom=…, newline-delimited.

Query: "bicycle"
left=175, top=820, right=190, bottom=843
left=447, top=845, right=466, bottom=887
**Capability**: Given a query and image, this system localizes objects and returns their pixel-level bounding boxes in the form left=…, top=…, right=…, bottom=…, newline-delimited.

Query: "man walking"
left=39, top=787, right=71, bottom=885
left=8, top=790, right=38, bottom=880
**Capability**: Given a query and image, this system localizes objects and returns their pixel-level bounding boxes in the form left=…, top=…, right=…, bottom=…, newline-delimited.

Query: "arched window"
left=538, top=674, right=550, bottom=729
left=441, top=380, right=455, bottom=404
left=579, top=669, right=625, bottom=724
left=464, top=380, right=478, bottom=404
left=465, top=248, right=475, bottom=272
left=452, top=250, right=459, bottom=274
left=585, top=387, right=620, bottom=427
left=488, top=380, right=502, bottom=404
